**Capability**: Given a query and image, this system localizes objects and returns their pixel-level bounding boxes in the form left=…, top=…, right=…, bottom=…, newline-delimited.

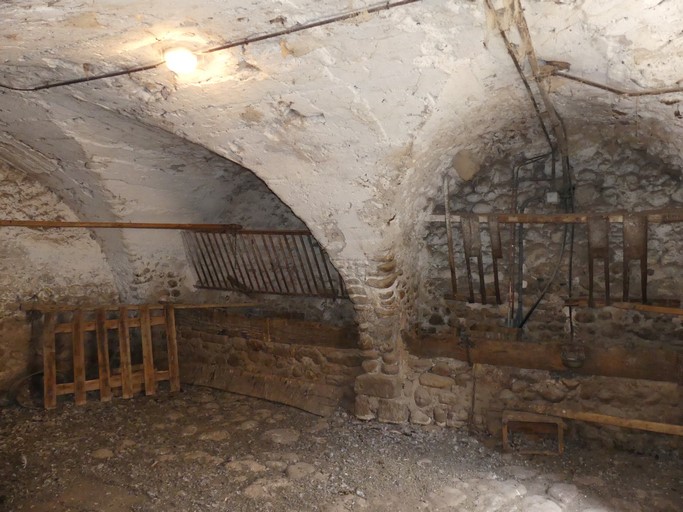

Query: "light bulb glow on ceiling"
left=164, top=47, right=198, bottom=74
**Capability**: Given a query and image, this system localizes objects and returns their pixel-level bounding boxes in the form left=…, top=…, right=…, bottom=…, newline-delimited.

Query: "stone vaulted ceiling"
left=1, top=0, right=682, bottom=304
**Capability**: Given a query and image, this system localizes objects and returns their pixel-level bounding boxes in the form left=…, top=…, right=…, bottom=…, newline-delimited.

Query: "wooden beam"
left=426, top=208, right=683, bottom=225
left=56, top=370, right=170, bottom=396
left=139, top=306, right=156, bottom=396
left=564, top=299, right=683, bottom=316
left=21, top=302, right=259, bottom=313
left=118, top=307, right=134, bottom=399
left=0, top=219, right=243, bottom=230
left=72, top=310, right=87, bottom=406
left=42, top=312, right=57, bottom=410
left=54, top=315, right=166, bottom=334
left=528, top=405, right=683, bottom=437
left=164, top=305, right=181, bottom=392
left=407, top=335, right=681, bottom=383
left=95, top=309, right=112, bottom=402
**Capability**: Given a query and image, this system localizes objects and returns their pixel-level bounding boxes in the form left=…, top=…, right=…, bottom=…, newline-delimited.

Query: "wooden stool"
left=502, top=410, right=565, bottom=455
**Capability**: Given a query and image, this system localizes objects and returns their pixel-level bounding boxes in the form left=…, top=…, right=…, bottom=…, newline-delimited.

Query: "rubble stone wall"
left=176, top=307, right=361, bottom=416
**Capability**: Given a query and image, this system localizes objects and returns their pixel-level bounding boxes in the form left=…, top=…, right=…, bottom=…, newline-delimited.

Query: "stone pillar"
left=346, top=250, right=411, bottom=423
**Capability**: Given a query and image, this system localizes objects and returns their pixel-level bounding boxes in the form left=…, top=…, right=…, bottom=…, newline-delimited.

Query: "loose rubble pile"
left=0, top=386, right=680, bottom=511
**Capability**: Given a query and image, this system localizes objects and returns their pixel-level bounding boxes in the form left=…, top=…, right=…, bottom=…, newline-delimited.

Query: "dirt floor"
left=0, top=385, right=681, bottom=512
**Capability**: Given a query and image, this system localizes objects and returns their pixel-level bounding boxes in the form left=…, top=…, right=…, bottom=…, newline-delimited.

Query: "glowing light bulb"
left=164, top=47, right=198, bottom=74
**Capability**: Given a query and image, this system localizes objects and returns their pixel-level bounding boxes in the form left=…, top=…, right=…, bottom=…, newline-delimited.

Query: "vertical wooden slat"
left=95, top=308, right=112, bottom=402
left=164, top=305, right=181, bottom=392
left=140, top=305, right=156, bottom=396
left=72, top=310, right=86, bottom=406
left=118, top=306, right=134, bottom=398
left=42, top=312, right=57, bottom=410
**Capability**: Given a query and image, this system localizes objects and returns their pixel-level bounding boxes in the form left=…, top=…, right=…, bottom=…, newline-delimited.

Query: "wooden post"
left=164, top=305, right=181, bottom=392
left=42, top=312, right=57, bottom=409
left=72, top=310, right=87, bottom=405
left=95, top=308, right=112, bottom=402
left=140, top=306, right=156, bottom=396
left=118, top=306, right=134, bottom=398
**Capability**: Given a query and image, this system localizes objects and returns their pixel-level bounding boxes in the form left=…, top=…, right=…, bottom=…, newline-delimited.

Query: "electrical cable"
left=0, top=0, right=424, bottom=92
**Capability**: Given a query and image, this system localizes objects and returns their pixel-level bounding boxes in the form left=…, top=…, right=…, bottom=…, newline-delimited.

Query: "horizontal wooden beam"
left=53, top=315, right=166, bottom=334
left=0, top=219, right=244, bottom=230
left=407, top=335, right=682, bottom=383
left=0, top=219, right=314, bottom=236
left=527, top=405, right=683, bottom=437
left=565, top=298, right=683, bottom=315
left=55, top=370, right=170, bottom=396
left=427, top=208, right=683, bottom=225
left=19, top=302, right=259, bottom=312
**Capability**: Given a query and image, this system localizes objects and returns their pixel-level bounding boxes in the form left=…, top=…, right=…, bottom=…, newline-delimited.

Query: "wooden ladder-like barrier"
left=41, top=304, right=180, bottom=409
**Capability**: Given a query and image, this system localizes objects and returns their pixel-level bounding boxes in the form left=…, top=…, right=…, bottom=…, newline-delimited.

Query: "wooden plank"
left=21, top=302, right=258, bottom=313
left=140, top=305, right=156, bottom=396
left=564, top=298, right=682, bottom=313
left=118, top=306, right=134, bottom=399
left=72, top=310, right=87, bottom=406
left=165, top=305, right=181, bottom=392
left=0, top=219, right=245, bottom=231
left=408, top=335, right=681, bottom=383
left=426, top=208, right=683, bottom=225
left=42, top=312, right=57, bottom=410
left=528, top=406, right=683, bottom=437
left=54, top=315, right=166, bottom=334
left=95, top=308, right=112, bottom=402
left=56, top=370, right=170, bottom=396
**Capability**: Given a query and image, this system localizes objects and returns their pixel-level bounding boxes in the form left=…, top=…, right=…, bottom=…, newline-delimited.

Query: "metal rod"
left=290, top=234, right=315, bottom=294
left=234, top=234, right=258, bottom=291
left=280, top=234, right=305, bottom=295
left=318, top=242, right=339, bottom=299
left=205, top=232, right=232, bottom=289
left=261, top=234, right=286, bottom=294
left=309, top=237, right=330, bottom=295
left=184, top=232, right=212, bottom=287
left=215, top=232, right=246, bottom=291
left=251, top=235, right=278, bottom=293
left=194, top=231, right=220, bottom=289
left=267, top=234, right=292, bottom=294
left=299, top=234, right=324, bottom=296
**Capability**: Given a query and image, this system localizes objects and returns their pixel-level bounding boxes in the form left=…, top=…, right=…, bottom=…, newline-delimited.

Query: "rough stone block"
left=414, top=386, right=432, bottom=407
left=326, top=350, right=362, bottom=367
left=419, top=373, right=455, bottom=389
left=355, top=395, right=376, bottom=420
left=410, top=408, right=432, bottom=425
left=377, top=399, right=409, bottom=423
left=382, top=363, right=400, bottom=375
left=354, top=373, right=402, bottom=399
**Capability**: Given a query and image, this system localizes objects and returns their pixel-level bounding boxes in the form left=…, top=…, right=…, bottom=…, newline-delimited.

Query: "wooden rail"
left=427, top=208, right=683, bottom=225
left=528, top=405, right=683, bottom=437
left=406, top=334, right=682, bottom=383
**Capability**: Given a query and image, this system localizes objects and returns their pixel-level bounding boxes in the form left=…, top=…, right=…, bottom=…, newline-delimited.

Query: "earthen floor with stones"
left=0, top=386, right=680, bottom=512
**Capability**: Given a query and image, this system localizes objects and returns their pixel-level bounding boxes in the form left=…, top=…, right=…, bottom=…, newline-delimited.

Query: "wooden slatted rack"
left=41, top=304, right=180, bottom=409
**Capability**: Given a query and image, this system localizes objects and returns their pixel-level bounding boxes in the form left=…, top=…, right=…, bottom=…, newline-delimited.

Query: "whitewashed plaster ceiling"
left=0, top=0, right=682, bottom=300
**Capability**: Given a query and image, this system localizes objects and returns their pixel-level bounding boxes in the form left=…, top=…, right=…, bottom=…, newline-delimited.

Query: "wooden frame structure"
left=41, top=304, right=180, bottom=409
